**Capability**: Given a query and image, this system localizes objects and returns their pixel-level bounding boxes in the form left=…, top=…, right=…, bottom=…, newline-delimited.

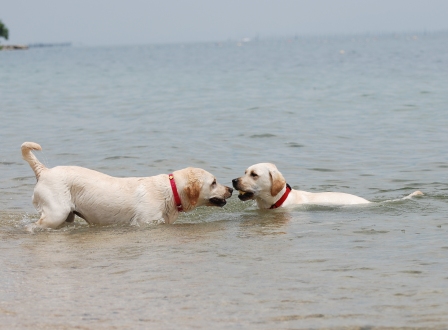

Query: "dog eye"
left=250, top=172, right=258, bottom=178
left=212, top=180, right=217, bottom=186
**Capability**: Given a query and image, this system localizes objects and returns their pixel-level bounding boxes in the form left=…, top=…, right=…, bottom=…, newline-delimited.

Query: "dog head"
left=232, top=163, right=286, bottom=202
left=176, top=167, right=233, bottom=210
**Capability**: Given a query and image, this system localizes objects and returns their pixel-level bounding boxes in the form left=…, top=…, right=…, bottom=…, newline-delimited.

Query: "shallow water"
left=1, top=33, right=448, bottom=329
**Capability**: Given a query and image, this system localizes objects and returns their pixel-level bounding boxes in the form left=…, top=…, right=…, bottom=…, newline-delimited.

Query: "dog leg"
left=65, top=212, right=75, bottom=223
left=31, top=206, right=71, bottom=230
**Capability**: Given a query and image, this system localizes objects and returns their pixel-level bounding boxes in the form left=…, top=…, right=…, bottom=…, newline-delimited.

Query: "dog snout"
left=222, top=186, right=233, bottom=199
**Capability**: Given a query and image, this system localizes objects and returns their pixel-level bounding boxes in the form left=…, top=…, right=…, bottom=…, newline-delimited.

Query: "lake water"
left=1, top=32, right=448, bottom=329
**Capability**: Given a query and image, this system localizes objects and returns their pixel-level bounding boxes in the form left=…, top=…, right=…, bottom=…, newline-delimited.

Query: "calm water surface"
left=1, top=33, right=448, bottom=329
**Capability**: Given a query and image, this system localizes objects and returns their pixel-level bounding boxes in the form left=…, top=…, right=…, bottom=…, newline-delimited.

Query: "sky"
left=1, top=0, right=448, bottom=46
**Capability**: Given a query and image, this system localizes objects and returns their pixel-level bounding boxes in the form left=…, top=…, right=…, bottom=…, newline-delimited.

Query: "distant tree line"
left=0, top=20, right=9, bottom=41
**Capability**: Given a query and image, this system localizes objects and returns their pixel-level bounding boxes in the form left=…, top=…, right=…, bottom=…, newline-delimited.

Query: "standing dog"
left=232, top=163, right=423, bottom=209
left=22, top=142, right=233, bottom=230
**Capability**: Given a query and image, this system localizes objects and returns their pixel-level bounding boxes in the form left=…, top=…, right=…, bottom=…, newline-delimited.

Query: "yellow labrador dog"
left=22, top=142, right=233, bottom=230
left=232, top=163, right=423, bottom=209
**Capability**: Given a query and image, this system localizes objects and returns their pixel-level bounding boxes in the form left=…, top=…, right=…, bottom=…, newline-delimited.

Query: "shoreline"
left=0, top=44, right=28, bottom=50
left=1, top=42, right=72, bottom=50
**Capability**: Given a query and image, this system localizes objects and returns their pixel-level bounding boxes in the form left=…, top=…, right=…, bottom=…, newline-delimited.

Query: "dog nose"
left=232, top=178, right=238, bottom=185
left=228, top=187, right=234, bottom=194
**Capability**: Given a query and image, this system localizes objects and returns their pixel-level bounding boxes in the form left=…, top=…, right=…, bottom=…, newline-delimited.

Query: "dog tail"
left=21, top=142, right=46, bottom=180
left=403, top=190, right=424, bottom=199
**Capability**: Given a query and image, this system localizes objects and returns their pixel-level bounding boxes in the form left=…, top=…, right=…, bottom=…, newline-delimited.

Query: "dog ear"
left=185, top=169, right=202, bottom=206
left=185, top=181, right=201, bottom=206
left=270, top=169, right=286, bottom=196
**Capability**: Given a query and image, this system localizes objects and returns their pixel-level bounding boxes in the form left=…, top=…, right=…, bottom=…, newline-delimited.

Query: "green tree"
left=0, top=20, right=9, bottom=41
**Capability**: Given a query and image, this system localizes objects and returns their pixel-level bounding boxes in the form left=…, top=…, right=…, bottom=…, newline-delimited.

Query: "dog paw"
left=25, top=223, right=38, bottom=234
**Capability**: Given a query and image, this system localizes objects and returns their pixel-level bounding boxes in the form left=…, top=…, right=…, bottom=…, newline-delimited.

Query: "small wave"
left=56, top=153, right=79, bottom=156
left=12, top=176, right=35, bottom=181
left=286, top=142, right=304, bottom=148
left=295, top=204, right=341, bottom=211
left=0, top=211, right=38, bottom=233
left=250, top=134, right=276, bottom=138
left=390, top=179, right=412, bottom=183
left=400, top=270, right=423, bottom=274
left=0, top=162, right=21, bottom=166
left=104, top=156, right=138, bottom=160
left=353, top=229, right=389, bottom=235
left=309, top=168, right=336, bottom=172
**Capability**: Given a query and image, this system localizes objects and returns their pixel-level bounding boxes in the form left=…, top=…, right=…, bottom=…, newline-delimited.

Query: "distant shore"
left=0, top=44, right=28, bottom=50
left=0, top=42, right=71, bottom=50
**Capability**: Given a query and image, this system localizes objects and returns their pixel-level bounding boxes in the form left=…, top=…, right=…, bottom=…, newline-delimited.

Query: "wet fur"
left=21, top=142, right=232, bottom=230
left=233, top=163, right=423, bottom=209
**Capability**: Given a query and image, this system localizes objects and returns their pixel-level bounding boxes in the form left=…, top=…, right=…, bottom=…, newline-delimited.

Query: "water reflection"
left=239, top=209, right=292, bottom=235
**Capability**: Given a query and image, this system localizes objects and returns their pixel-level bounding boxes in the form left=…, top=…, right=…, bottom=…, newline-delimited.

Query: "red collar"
left=270, top=184, right=292, bottom=209
left=168, top=174, right=183, bottom=212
